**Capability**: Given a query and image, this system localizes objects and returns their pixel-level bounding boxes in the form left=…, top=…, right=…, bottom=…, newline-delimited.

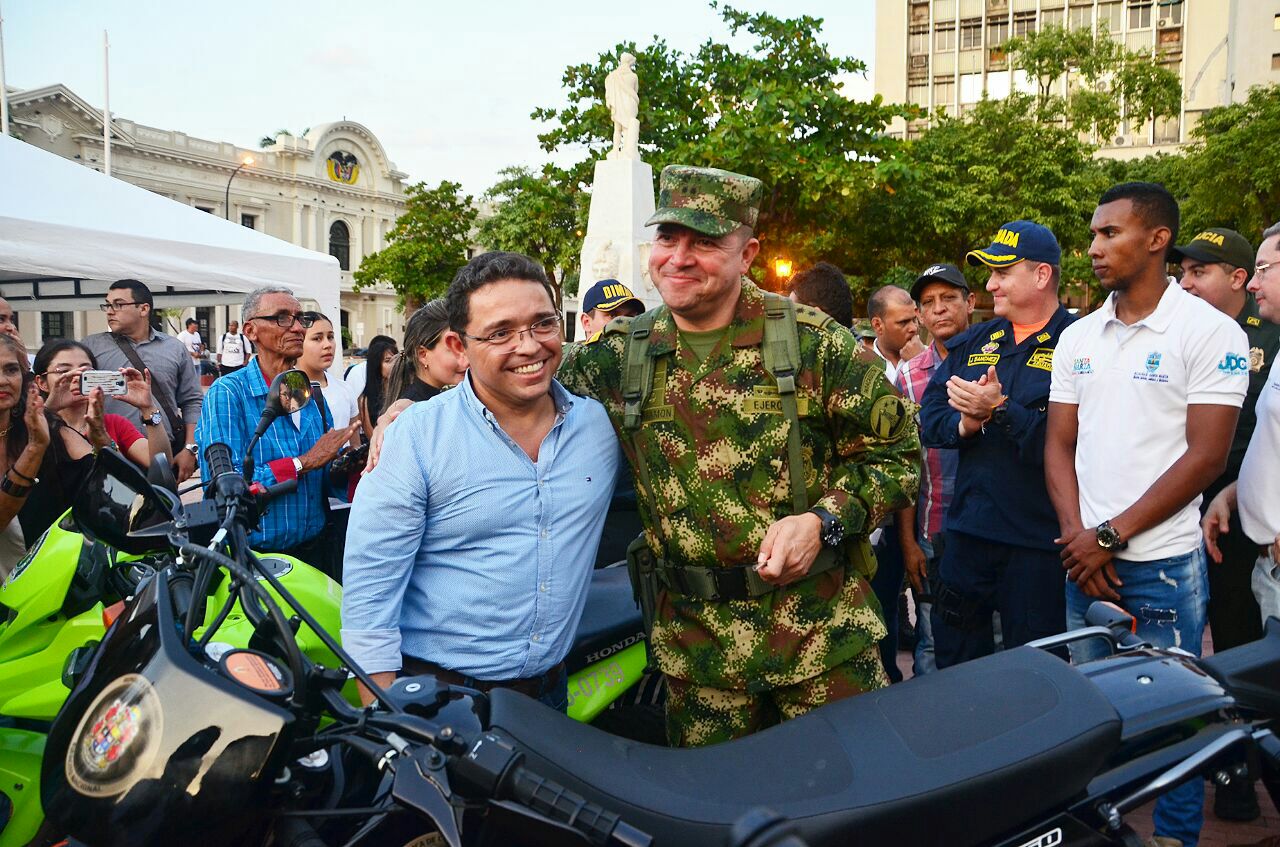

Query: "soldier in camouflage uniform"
left=558, top=165, right=920, bottom=746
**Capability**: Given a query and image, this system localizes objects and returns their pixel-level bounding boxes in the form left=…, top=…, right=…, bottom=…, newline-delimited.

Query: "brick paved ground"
left=894, top=620, right=1279, bottom=845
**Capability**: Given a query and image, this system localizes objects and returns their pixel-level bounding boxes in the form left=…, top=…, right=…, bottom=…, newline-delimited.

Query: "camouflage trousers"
left=663, top=641, right=889, bottom=747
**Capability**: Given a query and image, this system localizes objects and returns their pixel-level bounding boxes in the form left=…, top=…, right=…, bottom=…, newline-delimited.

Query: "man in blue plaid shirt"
left=196, top=286, right=355, bottom=560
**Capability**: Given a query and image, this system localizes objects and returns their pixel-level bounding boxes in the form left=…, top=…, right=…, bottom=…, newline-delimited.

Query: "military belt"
left=654, top=547, right=843, bottom=602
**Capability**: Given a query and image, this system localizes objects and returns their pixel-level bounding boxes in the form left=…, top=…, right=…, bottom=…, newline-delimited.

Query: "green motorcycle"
left=0, top=369, right=658, bottom=847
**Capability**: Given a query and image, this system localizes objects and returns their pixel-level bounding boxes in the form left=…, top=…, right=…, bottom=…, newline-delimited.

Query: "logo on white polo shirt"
left=1132, top=351, right=1170, bottom=384
left=1217, top=352, right=1250, bottom=376
left=1072, top=357, right=1093, bottom=375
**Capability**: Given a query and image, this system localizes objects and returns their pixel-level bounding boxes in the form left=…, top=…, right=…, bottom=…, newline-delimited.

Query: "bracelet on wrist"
left=9, top=466, right=36, bottom=483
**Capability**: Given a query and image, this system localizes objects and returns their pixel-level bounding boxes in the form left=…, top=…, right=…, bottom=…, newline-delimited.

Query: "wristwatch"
left=141, top=409, right=164, bottom=427
left=184, top=443, right=199, bottom=456
left=1095, top=520, right=1128, bottom=552
left=809, top=507, right=845, bottom=548
left=292, top=457, right=304, bottom=475
left=990, top=397, right=1011, bottom=428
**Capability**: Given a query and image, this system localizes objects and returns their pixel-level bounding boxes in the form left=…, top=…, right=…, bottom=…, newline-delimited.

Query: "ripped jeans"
left=1066, top=546, right=1208, bottom=846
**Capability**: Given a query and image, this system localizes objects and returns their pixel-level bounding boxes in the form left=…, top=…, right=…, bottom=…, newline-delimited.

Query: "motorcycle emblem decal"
left=66, top=673, right=164, bottom=797
left=1016, top=828, right=1063, bottom=847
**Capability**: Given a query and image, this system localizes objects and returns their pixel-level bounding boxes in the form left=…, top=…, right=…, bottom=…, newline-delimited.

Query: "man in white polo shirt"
left=1204, top=219, right=1280, bottom=632
left=1046, top=182, right=1248, bottom=847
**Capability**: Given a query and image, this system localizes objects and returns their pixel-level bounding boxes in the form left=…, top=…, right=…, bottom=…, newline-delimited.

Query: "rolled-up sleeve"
left=340, top=411, right=431, bottom=674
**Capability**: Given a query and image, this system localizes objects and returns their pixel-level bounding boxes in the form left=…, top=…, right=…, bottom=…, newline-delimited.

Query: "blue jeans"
left=1066, top=547, right=1208, bottom=846
left=872, top=524, right=905, bottom=683
left=912, top=535, right=940, bottom=676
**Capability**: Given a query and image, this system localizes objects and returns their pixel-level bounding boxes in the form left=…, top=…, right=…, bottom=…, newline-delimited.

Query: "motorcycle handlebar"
left=507, top=765, right=651, bottom=847
left=203, top=443, right=236, bottom=482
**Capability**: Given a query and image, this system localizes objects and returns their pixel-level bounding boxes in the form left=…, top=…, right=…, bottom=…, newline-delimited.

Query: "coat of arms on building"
left=327, top=151, right=359, bottom=185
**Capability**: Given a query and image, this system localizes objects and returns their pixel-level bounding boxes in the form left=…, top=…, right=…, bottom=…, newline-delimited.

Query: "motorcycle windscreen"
left=41, top=570, right=294, bottom=847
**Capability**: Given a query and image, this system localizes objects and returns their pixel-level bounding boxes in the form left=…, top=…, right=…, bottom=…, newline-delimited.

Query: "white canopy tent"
left=0, top=134, right=340, bottom=324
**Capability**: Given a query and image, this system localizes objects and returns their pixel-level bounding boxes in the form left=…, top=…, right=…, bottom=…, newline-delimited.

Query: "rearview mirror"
left=265, top=369, right=312, bottom=421
left=72, top=449, right=177, bottom=554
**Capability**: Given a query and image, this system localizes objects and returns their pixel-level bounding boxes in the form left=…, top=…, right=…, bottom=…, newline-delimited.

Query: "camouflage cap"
left=645, top=165, right=764, bottom=238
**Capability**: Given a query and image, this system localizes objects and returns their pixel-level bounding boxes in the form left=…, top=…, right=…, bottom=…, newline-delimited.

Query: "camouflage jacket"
left=558, top=281, right=920, bottom=690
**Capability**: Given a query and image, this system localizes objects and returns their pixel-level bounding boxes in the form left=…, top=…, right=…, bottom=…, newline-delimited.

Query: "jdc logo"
left=1218, top=353, right=1250, bottom=375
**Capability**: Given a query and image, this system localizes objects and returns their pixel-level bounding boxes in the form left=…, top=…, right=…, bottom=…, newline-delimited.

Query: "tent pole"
left=102, top=30, right=111, bottom=176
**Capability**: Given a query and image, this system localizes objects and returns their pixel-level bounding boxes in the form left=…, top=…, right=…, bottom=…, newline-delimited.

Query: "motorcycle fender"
left=565, top=643, right=648, bottom=724
left=0, top=728, right=45, bottom=847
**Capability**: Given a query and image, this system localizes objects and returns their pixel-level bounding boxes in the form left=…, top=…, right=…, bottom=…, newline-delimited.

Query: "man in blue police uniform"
left=919, top=220, right=1075, bottom=668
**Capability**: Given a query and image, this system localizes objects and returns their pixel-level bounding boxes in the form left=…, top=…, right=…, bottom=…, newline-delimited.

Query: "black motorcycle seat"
left=489, top=646, right=1122, bottom=847
left=568, top=565, right=645, bottom=673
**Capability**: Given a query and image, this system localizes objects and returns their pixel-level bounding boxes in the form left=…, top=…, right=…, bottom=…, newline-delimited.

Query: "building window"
left=1013, top=11, right=1036, bottom=36
left=934, top=0, right=957, bottom=22
left=909, top=25, right=929, bottom=55
left=987, top=70, right=1011, bottom=99
left=936, top=23, right=956, bottom=51
left=41, top=312, right=71, bottom=341
left=1273, top=53, right=1280, bottom=71
left=1157, top=0, right=1183, bottom=26
left=1275, top=14, right=1280, bottom=31
left=960, top=19, right=982, bottom=49
left=1128, top=2, right=1152, bottom=30
left=908, top=83, right=928, bottom=107
left=240, top=213, right=257, bottom=229
left=1068, top=6, right=1092, bottom=30
left=329, top=220, right=351, bottom=272
left=1098, top=3, right=1123, bottom=33
left=933, top=78, right=956, bottom=109
left=988, top=19, right=1010, bottom=47
left=196, top=206, right=214, bottom=214
left=195, top=307, right=212, bottom=344
left=960, top=73, right=983, bottom=103
left=1042, top=8, right=1064, bottom=27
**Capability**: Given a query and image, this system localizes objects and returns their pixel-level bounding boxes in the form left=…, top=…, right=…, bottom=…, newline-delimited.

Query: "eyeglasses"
left=39, top=365, right=87, bottom=377
left=247, top=312, right=317, bottom=329
left=100, top=301, right=143, bottom=312
left=1256, top=261, right=1276, bottom=277
left=461, top=315, right=562, bottom=350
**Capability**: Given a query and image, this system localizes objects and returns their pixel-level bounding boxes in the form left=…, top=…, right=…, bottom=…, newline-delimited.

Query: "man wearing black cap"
left=919, top=221, right=1075, bottom=668
left=577, top=278, right=646, bottom=343
left=896, top=263, right=975, bottom=675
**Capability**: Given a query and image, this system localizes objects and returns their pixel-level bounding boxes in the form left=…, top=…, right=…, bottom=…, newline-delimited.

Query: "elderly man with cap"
left=558, top=165, right=919, bottom=746
left=578, top=278, right=646, bottom=343
left=895, top=262, right=975, bottom=676
left=919, top=221, right=1074, bottom=669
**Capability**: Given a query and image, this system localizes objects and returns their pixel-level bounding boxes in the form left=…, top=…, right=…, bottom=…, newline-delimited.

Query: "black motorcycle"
left=33, top=398, right=1280, bottom=846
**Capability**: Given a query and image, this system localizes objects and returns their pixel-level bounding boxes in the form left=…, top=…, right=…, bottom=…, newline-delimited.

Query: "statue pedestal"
left=579, top=157, right=660, bottom=309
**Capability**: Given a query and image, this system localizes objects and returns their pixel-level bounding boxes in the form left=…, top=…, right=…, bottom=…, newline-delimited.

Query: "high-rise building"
left=874, top=0, right=1280, bottom=157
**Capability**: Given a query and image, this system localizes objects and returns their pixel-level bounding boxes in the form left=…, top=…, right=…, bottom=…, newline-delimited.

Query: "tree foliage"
left=1004, top=25, right=1180, bottom=142
left=530, top=2, right=912, bottom=288
left=865, top=94, right=1108, bottom=300
left=477, top=166, right=586, bottom=299
left=353, top=180, right=477, bottom=309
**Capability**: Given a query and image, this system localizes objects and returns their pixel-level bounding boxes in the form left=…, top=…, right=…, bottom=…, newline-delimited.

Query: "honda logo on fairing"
left=1016, top=828, right=1062, bottom=847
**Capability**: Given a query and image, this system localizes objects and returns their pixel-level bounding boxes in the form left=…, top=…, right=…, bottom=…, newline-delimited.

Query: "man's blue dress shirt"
left=341, top=376, right=618, bottom=679
left=194, top=357, right=329, bottom=551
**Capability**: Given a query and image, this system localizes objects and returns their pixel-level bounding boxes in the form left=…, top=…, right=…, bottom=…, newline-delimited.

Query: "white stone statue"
left=591, top=240, right=620, bottom=280
left=605, top=52, right=640, bottom=160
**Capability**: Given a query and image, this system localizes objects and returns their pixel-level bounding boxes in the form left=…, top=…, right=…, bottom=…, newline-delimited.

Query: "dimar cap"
left=581, top=279, right=644, bottom=314
left=911, top=262, right=970, bottom=301
left=645, top=165, right=764, bottom=237
left=966, top=220, right=1062, bottom=269
left=1169, top=228, right=1255, bottom=279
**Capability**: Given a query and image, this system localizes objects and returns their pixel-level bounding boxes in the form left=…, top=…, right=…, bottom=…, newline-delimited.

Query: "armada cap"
left=1169, top=228, right=1255, bottom=280
left=645, top=165, right=764, bottom=238
left=581, top=279, right=644, bottom=314
left=966, top=220, right=1062, bottom=269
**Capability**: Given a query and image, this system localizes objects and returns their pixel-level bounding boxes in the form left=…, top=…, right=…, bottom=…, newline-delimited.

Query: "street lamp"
left=224, top=155, right=254, bottom=221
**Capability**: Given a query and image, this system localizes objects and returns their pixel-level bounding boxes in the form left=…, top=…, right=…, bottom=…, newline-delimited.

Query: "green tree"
left=259, top=128, right=309, bottom=148
left=532, top=2, right=912, bottom=289
left=477, top=165, right=586, bottom=301
left=354, top=180, right=477, bottom=310
left=1175, top=84, right=1280, bottom=240
left=865, top=94, right=1109, bottom=303
left=1003, top=25, right=1180, bottom=142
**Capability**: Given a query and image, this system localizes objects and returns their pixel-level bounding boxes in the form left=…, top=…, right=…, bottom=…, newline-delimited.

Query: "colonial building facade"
left=6, top=83, right=407, bottom=349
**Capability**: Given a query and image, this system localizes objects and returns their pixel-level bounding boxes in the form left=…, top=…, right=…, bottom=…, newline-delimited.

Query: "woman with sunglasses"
left=383, top=299, right=467, bottom=405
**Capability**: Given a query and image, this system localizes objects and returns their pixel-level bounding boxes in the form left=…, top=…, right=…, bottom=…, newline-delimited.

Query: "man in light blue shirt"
left=342, top=252, right=617, bottom=709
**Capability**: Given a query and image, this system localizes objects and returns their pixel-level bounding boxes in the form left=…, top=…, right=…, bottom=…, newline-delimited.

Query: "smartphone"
left=80, top=370, right=128, bottom=396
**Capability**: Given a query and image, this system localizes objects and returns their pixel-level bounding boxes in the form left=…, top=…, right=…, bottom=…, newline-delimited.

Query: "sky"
left=3, top=0, right=878, bottom=193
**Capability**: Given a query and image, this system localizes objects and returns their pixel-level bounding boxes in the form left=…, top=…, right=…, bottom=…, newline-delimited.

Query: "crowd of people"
left=2, top=166, right=1278, bottom=847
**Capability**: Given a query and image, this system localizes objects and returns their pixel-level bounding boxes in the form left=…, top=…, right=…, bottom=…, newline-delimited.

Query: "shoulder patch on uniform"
left=869, top=394, right=909, bottom=440
left=860, top=362, right=884, bottom=398
left=794, top=304, right=835, bottom=331
left=602, top=315, right=636, bottom=337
